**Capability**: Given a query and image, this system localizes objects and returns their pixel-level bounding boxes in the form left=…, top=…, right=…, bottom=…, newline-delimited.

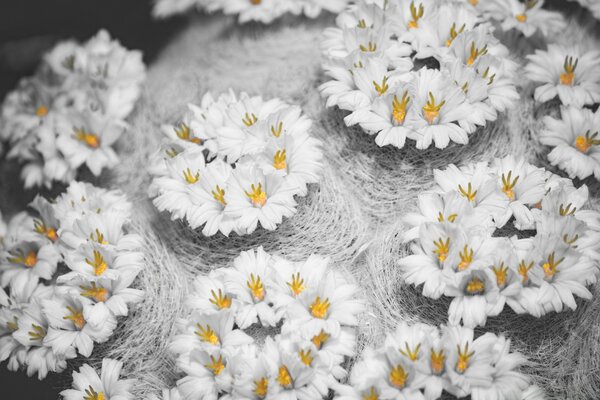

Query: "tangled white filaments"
left=399, top=155, right=600, bottom=327
left=0, top=182, right=145, bottom=379
left=0, top=30, right=146, bottom=188
left=149, top=90, right=322, bottom=236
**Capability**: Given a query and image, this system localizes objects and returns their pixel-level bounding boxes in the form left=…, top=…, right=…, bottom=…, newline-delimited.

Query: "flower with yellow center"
left=209, top=289, right=232, bottom=310
left=560, top=56, right=577, bottom=86
left=34, top=220, right=58, bottom=242
left=63, top=306, right=85, bottom=330
left=28, top=324, right=46, bottom=341
left=276, top=365, right=293, bottom=388
left=311, top=330, right=330, bottom=350
left=518, top=260, right=533, bottom=285
left=389, top=364, right=408, bottom=388
left=83, top=386, right=105, bottom=400
left=457, top=245, right=473, bottom=271
left=309, top=296, right=330, bottom=319
left=85, top=250, right=109, bottom=276
left=212, top=185, right=227, bottom=206
left=299, top=349, right=313, bottom=366
left=399, top=342, right=421, bottom=361
left=286, top=272, right=305, bottom=296
left=245, top=183, right=267, bottom=207
left=183, top=168, right=200, bottom=184
left=205, top=355, right=225, bottom=376
left=363, top=387, right=379, bottom=400
left=35, top=105, right=49, bottom=117
left=501, top=171, right=519, bottom=200
left=446, top=23, right=466, bottom=47
left=422, top=92, right=445, bottom=124
left=373, top=76, right=389, bottom=96
left=408, top=1, right=424, bottom=29
left=430, top=349, right=445, bottom=375
left=174, top=123, right=202, bottom=145
left=247, top=273, right=265, bottom=301
left=254, top=377, right=269, bottom=398
left=433, top=237, right=450, bottom=263
left=466, top=42, right=488, bottom=66
left=195, top=324, right=220, bottom=345
left=73, top=127, right=101, bottom=149
left=465, top=276, right=485, bottom=295
left=458, top=182, right=477, bottom=202
left=80, top=282, right=109, bottom=302
left=273, top=149, right=287, bottom=170
left=392, top=92, right=410, bottom=125
left=242, top=112, right=258, bottom=127
left=574, top=130, right=600, bottom=153
left=542, top=251, right=564, bottom=279
left=492, top=263, right=509, bottom=288
left=8, top=249, right=38, bottom=268
left=455, top=343, right=474, bottom=374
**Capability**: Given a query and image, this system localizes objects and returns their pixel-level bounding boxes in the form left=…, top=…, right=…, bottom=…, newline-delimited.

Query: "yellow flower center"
left=560, top=55, right=577, bottom=86
left=205, top=355, right=225, bottom=376
left=277, top=365, right=293, bottom=388
left=437, top=212, right=458, bottom=223
left=515, top=13, right=527, bottom=22
left=242, top=112, right=258, bottom=127
left=8, top=249, right=38, bottom=267
left=309, top=296, right=330, bottom=319
left=465, top=276, right=485, bottom=295
left=254, top=377, right=269, bottom=398
left=271, top=122, right=283, bottom=137
left=430, top=349, right=445, bottom=375
left=83, top=386, right=105, bottom=400
left=492, top=263, right=509, bottom=288
left=466, top=41, right=488, bottom=66
left=35, top=105, right=49, bottom=117
left=245, top=183, right=267, bottom=207
left=422, top=92, right=445, bottom=124
left=80, top=282, right=109, bottom=302
left=458, top=182, right=477, bottom=202
left=286, top=272, right=305, bottom=296
left=575, top=130, right=600, bottom=153
left=458, top=245, right=474, bottom=271
left=363, top=387, right=379, bottom=400
left=209, top=289, right=232, bottom=310
left=542, top=251, right=564, bottom=279
left=389, top=364, right=408, bottom=388
left=501, top=171, right=519, bottom=200
left=433, top=237, right=450, bottom=263
left=28, top=324, right=46, bottom=341
left=63, top=306, right=85, bottom=330
left=85, top=250, right=108, bottom=276
left=195, top=324, right=220, bottom=345
left=518, top=260, right=533, bottom=285
left=408, top=1, right=424, bottom=29
left=273, top=149, right=287, bottom=170
left=299, top=349, right=313, bottom=366
left=174, top=123, right=202, bottom=144
left=33, top=220, right=58, bottom=242
left=311, top=330, right=330, bottom=349
left=399, top=342, right=421, bottom=361
left=392, top=91, right=410, bottom=125
left=74, top=127, right=100, bottom=149
left=373, top=76, right=389, bottom=96
left=183, top=168, right=200, bottom=184
left=445, top=23, right=466, bottom=47
left=359, top=42, right=377, bottom=52
left=212, top=185, right=227, bottom=206
left=247, top=273, right=265, bottom=301
left=455, top=343, right=474, bottom=374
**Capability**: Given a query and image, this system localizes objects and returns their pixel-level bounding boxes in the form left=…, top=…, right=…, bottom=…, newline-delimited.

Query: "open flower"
left=186, top=270, right=237, bottom=314
left=60, top=358, right=135, bottom=400
left=495, top=0, right=566, bottom=38
left=177, top=349, right=233, bottom=400
left=0, top=239, right=59, bottom=289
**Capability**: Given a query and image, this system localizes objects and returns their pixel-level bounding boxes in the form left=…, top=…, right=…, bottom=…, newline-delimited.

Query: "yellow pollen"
left=195, top=324, right=220, bottom=345
left=515, top=13, right=527, bottom=22
left=423, top=92, right=445, bottom=124
left=456, top=343, right=474, bottom=374
left=518, top=260, right=534, bottom=285
left=466, top=42, right=488, bottom=66
left=392, top=91, right=410, bottom=124
left=430, top=349, right=445, bottom=375
left=247, top=273, right=265, bottom=301
left=286, top=272, right=305, bottom=296
left=542, top=251, right=564, bottom=279
left=560, top=55, right=578, bottom=86
left=399, top=342, right=421, bottom=361
left=212, top=185, right=227, bottom=206
left=83, top=386, right=105, bottom=400
left=242, top=112, right=258, bottom=127
left=80, top=282, right=109, bottom=302
left=6, top=316, right=18, bottom=332
left=28, top=324, right=46, bottom=341
left=408, top=1, right=424, bottom=29
left=563, top=233, right=579, bottom=246
left=35, top=105, right=49, bottom=117
left=446, top=23, right=466, bottom=47
left=183, top=168, right=200, bottom=184
left=559, top=203, right=576, bottom=216
left=493, top=263, right=509, bottom=288
left=458, top=182, right=477, bottom=202
left=359, top=42, right=377, bottom=52
left=174, top=123, right=202, bottom=144
left=271, top=121, right=283, bottom=137
left=205, top=355, right=225, bottom=376
left=85, top=250, right=108, bottom=276
left=273, top=149, right=287, bottom=170
left=363, top=387, right=379, bottom=400
left=245, top=183, right=267, bottom=207
left=74, top=127, right=100, bottom=149
left=437, top=212, right=458, bottom=223
left=358, top=19, right=367, bottom=29
left=299, top=349, right=313, bottom=366
left=277, top=365, right=293, bottom=388
left=458, top=245, right=473, bottom=271
left=254, top=377, right=269, bottom=398
left=63, top=306, right=85, bottom=330
left=501, top=171, right=519, bottom=200
left=209, top=289, right=232, bottom=310
left=433, top=237, right=450, bottom=263
left=309, top=296, right=330, bottom=319
left=373, top=76, right=389, bottom=96
left=311, top=330, right=330, bottom=349
left=389, top=364, right=408, bottom=388
left=575, top=130, right=600, bottom=153
left=465, top=276, right=485, bottom=295
left=8, top=249, right=38, bottom=268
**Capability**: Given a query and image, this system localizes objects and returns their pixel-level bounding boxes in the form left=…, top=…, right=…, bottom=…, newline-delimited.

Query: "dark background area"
left=0, top=1, right=185, bottom=399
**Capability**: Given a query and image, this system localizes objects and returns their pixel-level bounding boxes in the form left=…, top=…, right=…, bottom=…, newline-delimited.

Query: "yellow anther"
left=422, top=92, right=445, bottom=124
left=242, top=112, right=258, bottom=127
left=245, top=183, right=267, bottom=207
left=358, top=19, right=367, bottom=29
left=466, top=42, right=488, bottom=66
left=560, top=56, right=578, bottom=86
left=205, top=355, right=225, bottom=376
left=183, top=168, right=200, bottom=184
left=437, top=212, right=458, bottom=223
left=392, top=91, right=410, bottom=124
left=458, top=182, right=477, bottom=202
left=73, top=127, right=100, bottom=149
left=174, top=123, right=202, bottom=144
left=430, top=349, right=445, bottom=375
left=195, top=324, right=220, bottom=345
left=212, top=185, right=227, bottom=206
left=389, top=364, right=408, bottom=388
left=458, top=245, right=473, bottom=271
left=433, top=237, right=450, bottom=263
left=254, top=377, right=269, bottom=398
left=492, top=263, right=509, bottom=288
left=465, top=276, right=485, bottom=295
left=286, top=272, right=305, bottom=296
left=559, top=203, right=576, bottom=217
left=518, top=260, right=534, bottom=285
left=80, top=282, right=109, bottom=302
left=273, top=149, right=287, bottom=170
left=373, top=76, right=389, bottom=96
left=35, top=105, right=49, bottom=117
left=247, top=273, right=265, bottom=301
left=408, top=1, right=424, bottom=29
left=90, top=229, right=108, bottom=245
left=277, top=365, right=293, bottom=388
left=6, top=316, right=18, bottom=332
left=446, top=23, right=466, bottom=47
left=359, top=42, right=377, bottom=52
left=399, top=342, right=421, bottom=361
left=34, top=220, right=58, bottom=242
left=28, top=324, right=46, bottom=341
left=501, top=171, right=519, bottom=200
left=309, top=296, right=330, bottom=319
left=299, top=349, right=313, bottom=366
left=542, top=251, right=564, bottom=279
left=575, top=130, right=600, bottom=153
left=209, top=289, right=232, bottom=310
left=563, top=233, right=579, bottom=246
left=362, top=387, right=379, bottom=400
left=8, top=249, right=38, bottom=268
left=481, top=67, right=496, bottom=85
left=311, top=330, right=330, bottom=350
left=271, top=121, right=283, bottom=137
left=83, top=386, right=105, bottom=400
left=456, top=343, right=474, bottom=374
left=85, top=250, right=108, bottom=276
left=63, top=306, right=85, bottom=330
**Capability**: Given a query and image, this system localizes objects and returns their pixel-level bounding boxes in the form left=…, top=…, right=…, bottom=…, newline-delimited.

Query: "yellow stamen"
left=273, top=149, right=287, bottom=170
left=34, top=220, right=58, bottom=242
left=437, top=212, right=458, bottom=223
left=458, top=182, right=477, bottom=202
left=373, top=76, right=389, bottom=96
left=183, top=168, right=200, bottom=184
left=28, top=324, right=46, bottom=341
left=518, top=260, right=534, bottom=285
left=422, top=92, right=445, bottom=124
left=35, top=105, right=49, bottom=117
left=358, top=19, right=367, bottom=29
left=299, top=349, right=313, bottom=366
left=392, top=91, right=410, bottom=124
left=359, top=42, right=377, bottom=52
left=492, top=263, right=509, bottom=288
left=481, top=67, right=496, bottom=85
left=8, top=250, right=38, bottom=268
left=174, top=123, right=202, bottom=144
left=408, top=1, right=424, bottom=29
left=515, top=13, right=527, bottom=22
left=542, top=251, right=564, bottom=279
left=465, top=276, right=485, bottom=295
left=446, top=23, right=466, bottom=47
left=311, top=330, right=330, bottom=350
left=575, top=130, right=600, bottom=153
left=80, top=282, right=109, bottom=302
left=83, top=386, right=105, bottom=400
left=242, top=112, right=258, bottom=127
left=389, top=364, right=408, bottom=388
left=277, top=365, right=293, bottom=388
left=286, top=272, right=305, bottom=296
left=399, top=342, right=421, bottom=361
left=458, top=245, right=474, bottom=271
left=433, top=237, right=450, bottom=263
left=166, top=147, right=179, bottom=158
left=271, top=122, right=283, bottom=138
left=456, top=343, right=474, bottom=374
left=90, top=229, right=108, bottom=245
left=501, top=171, right=519, bottom=200
left=559, top=203, right=576, bottom=216
left=74, top=127, right=100, bottom=149
left=63, top=306, right=85, bottom=330
left=209, top=289, right=232, bottom=310
left=466, top=42, right=488, bottom=66
left=254, top=377, right=269, bottom=398
left=309, top=296, right=330, bottom=319
left=245, top=183, right=267, bottom=207
left=247, top=273, right=265, bottom=301
left=430, top=349, right=445, bottom=375
left=195, top=324, right=220, bottom=345
left=205, top=355, right=225, bottom=376
left=85, top=250, right=108, bottom=276
left=363, top=387, right=379, bottom=400
left=212, top=185, right=227, bottom=206
left=560, top=56, right=578, bottom=86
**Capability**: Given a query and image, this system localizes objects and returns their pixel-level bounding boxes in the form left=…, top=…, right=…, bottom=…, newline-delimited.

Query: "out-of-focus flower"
left=60, top=358, right=135, bottom=400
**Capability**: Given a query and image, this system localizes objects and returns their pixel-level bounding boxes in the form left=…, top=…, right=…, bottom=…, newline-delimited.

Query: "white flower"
left=0, top=238, right=59, bottom=289
left=186, top=271, right=237, bottom=314
left=540, top=106, right=600, bottom=180
left=331, top=348, right=388, bottom=400
left=177, top=349, right=233, bottom=400
left=60, top=358, right=135, bottom=400
left=495, top=0, right=566, bottom=38
left=525, top=44, right=600, bottom=107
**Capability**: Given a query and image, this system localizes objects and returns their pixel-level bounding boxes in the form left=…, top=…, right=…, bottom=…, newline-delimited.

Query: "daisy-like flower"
left=0, top=238, right=60, bottom=289
left=525, top=44, right=600, bottom=107
left=177, top=348, right=233, bottom=400
left=331, top=348, right=388, bottom=400
left=186, top=270, right=237, bottom=314
left=60, top=358, right=135, bottom=400
left=540, top=106, right=600, bottom=180
left=375, top=349, right=425, bottom=400
left=58, top=242, right=122, bottom=283
left=495, top=0, right=566, bottom=38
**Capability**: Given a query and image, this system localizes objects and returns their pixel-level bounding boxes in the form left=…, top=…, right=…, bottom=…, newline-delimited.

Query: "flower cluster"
left=399, top=156, right=600, bottom=327
left=484, top=0, right=565, bottom=38
left=0, top=181, right=144, bottom=379
left=320, top=0, right=519, bottom=150
left=149, top=91, right=322, bottom=236
left=61, top=358, right=134, bottom=400
left=169, top=247, right=363, bottom=400
left=153, top=0, right=351, bottom=23
left=334, top=322, right=529, bottom=400
left=0, top=30, right=146, bottom=188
